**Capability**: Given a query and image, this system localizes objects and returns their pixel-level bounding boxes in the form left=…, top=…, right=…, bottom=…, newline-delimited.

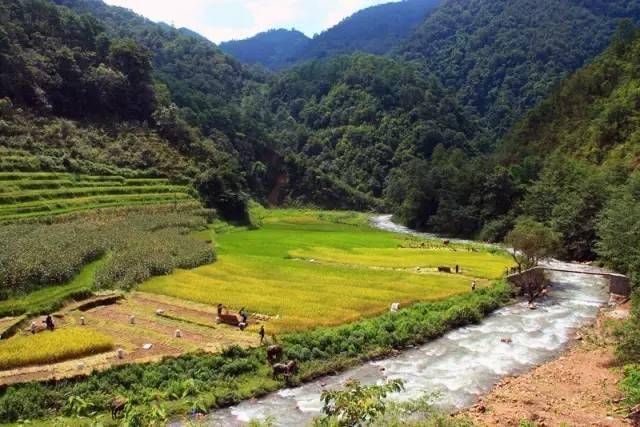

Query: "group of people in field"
left=217, top=303, right=266, bottom=344
left=28, top=314, right=55, bottom=334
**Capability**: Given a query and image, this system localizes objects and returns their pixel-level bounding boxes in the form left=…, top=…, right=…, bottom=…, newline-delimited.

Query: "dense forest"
left=391, top=23, right=640, bottom=261
left=220, top=0, right=441, bottom=70
left=0, top=0, right=376, bottom=221
left=265, top=54, right=478, bottom=198
left=403, top=0, right=640, bottom=137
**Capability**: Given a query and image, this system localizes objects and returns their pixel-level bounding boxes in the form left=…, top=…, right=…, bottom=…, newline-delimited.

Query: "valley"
left=2, top=0, right=640, bottom=425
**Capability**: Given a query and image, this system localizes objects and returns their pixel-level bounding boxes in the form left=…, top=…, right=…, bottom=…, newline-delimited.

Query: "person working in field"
left=239, top=307, right=248, bottom=324
left=45, top=314, right=55, bottom=331
left=471, top=280, right=477, bottom=292
left=259, top=325, right=265, bottom=345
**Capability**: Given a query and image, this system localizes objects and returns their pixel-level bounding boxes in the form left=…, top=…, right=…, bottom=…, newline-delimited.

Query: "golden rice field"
left=141, top=209, right=514, bottom=332
left=0, top=327, right=114, bottom=370
left=289, top=246, right=511, bottom=279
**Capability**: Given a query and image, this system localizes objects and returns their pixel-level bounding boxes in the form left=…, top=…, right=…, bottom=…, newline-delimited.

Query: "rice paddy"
left=141, top=209, right=514, bottom=332
left=0, top=327, right=114, bottom=370
left=0, top=208, right=512, bottom=379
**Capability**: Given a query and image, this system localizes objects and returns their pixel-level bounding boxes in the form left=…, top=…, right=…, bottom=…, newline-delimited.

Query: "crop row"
left=0, top=178, right=174, bottom=193
left=0, top=211, right=214, bottom=297
left=0, top=184, right=189, bottom=205
left=0, top=194, right=195, bottom=222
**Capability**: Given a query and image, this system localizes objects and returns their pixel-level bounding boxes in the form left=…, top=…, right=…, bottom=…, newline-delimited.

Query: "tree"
left=315, top=379, right=404, bottom=427
left=505, top=218, right=559, bottom=269
left=596, top=175, right=640, bottom=281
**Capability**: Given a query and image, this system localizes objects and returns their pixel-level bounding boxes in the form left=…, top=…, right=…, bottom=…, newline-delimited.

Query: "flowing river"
left=203, top=215, right=611, bottom=426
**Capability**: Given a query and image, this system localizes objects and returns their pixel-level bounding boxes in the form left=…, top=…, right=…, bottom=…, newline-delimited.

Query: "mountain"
left=220, top=29, right=311, bottom=70
left=53, top=0, right=255, bottom=137
left=403, top=0, right=640, bottom=137
left=0, top=0, right=378, bottom=221
left=496, top=23, right=640, bottom=260
left=221, top=0, right=441, bottom=70
left=266, top=53, right=478, bottom=198
left=387, top=23, right=640, bottom=261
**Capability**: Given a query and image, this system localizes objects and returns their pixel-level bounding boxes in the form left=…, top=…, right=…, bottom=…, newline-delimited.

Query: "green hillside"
left=403, top=0, right=640, bottom=136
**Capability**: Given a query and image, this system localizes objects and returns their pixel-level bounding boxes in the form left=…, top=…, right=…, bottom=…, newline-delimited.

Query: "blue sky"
left=103, top=0, right=391, bottom=43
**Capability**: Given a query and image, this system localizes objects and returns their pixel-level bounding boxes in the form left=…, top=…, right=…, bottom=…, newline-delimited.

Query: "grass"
left=0, top=327, right=114, bottom=370
left=141, top=209, right=513, bottom=332
left=0, top=257, right=107, bottom=317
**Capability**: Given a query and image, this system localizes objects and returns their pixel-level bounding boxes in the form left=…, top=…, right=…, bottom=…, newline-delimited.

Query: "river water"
left=203, top=216, right=610, bottom=426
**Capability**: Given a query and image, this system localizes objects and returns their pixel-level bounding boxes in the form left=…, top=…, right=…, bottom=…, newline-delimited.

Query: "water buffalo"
left=272, top=360, right=298, bottom=380
left=267, top=345, right=283, bottom=364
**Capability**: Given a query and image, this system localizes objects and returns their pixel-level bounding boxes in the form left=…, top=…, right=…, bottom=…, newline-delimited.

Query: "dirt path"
left=461, top=305, right=630, bottom=426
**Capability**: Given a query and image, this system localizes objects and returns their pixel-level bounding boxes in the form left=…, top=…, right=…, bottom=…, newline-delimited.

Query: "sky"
left=103, top=0, right=391, bottom=43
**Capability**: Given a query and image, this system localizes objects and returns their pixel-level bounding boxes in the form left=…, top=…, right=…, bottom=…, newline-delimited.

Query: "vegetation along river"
left=203, top=216, right=610, bottom=426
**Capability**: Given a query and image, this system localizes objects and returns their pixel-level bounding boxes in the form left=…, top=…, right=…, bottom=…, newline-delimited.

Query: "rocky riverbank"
left=461, top=303, right=630, bottom=426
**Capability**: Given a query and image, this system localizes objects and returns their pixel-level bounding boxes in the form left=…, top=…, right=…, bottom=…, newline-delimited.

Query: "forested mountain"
left=266, top=54, right=477, bottom=198
left=403, top=0, right=640, bottom=137
left=0, top=0, right=377, bottom=223
left=220, top=29, right=310, bottom=70
left=0, top=0, right=154, bottom=122
left=390, top=24, right=640, bottom=263
left=500, top=23, right=640, bottom=261
left=220, top=0, right=441, bottom=70
left=53, top=0, right=259, bottom=138
left=10, top=0, right=640, bottom=237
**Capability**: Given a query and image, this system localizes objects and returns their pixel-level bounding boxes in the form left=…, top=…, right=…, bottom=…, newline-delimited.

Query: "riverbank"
left=462, top=303, right=630, bottom=426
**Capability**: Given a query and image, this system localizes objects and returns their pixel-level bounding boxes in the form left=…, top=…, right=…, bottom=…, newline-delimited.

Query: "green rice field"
left=141, top=209, right=514, bottom=332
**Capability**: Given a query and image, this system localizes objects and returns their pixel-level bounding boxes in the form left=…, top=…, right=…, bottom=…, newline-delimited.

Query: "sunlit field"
left=0, top=327, right=113, bottom=370
left=141, top=209, right=513, bottom=332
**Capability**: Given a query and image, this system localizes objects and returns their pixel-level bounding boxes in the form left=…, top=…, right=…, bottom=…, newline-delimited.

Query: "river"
left=202, top=215, right=611, bottom=426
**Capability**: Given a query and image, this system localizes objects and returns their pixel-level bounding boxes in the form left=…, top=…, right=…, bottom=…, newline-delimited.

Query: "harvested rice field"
left=0, top=292, right=258, bottom=385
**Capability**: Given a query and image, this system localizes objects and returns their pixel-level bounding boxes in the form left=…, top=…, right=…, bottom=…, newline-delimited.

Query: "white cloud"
left=103, top=0, right=390, bottom=43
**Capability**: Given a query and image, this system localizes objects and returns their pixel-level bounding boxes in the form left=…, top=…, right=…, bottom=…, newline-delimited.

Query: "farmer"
left=471, top=280, right=477, bottom=292
left=45, top=314, right=55, bottom=331
left=240, top=307, right=248, bottom=324
left=259, top=325, right=265, bottom=345
left=217, top=303, right=224, bottom=316
left=455, top=264, right=460, bottom=274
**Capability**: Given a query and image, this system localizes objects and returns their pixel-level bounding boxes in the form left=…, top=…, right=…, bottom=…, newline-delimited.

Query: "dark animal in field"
left=272, top=360, right=298, bottom=379
left=111, top=397, right=127, bottom=419
left=267, top=345, right=283, bottom=364
left=443, top=240, right=450, bottom=246
left=438, top=266, right=452, bottom=273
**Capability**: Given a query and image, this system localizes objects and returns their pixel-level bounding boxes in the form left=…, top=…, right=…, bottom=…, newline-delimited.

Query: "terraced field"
left=0, top=172, right=198, bottom=221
